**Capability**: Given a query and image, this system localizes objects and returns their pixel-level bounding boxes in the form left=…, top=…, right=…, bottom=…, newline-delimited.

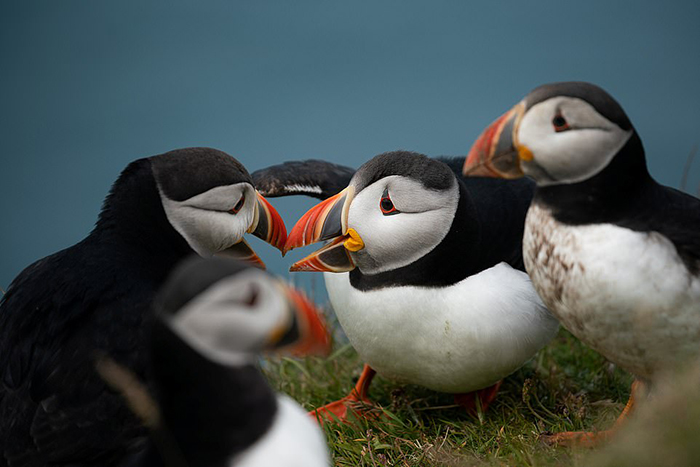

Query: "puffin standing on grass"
left=0, top=147, right=287, bottom=466
left=99, top=257, right=330, bottom=467
left=263, top=151, right=559, bottom=421
left=462, top=81, right=700, bottom=445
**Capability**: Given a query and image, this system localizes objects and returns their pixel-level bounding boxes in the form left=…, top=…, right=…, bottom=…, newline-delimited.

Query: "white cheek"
left=527, top=128, right=631, bottom=185
left=168, top=271, right=286, bottom=366
left=348, top=179, right=458, bottom=274
left=159, top=184, right=256, bottom=256
left=518, top=97, right=632, bottom=186
left=162, top=204, right=253, bottom=256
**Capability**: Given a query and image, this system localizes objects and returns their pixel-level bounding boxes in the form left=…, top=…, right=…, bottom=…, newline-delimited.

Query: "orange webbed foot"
left=454, top=380, right=502, bottom=415
left=309, top=364, right=377, bottom=425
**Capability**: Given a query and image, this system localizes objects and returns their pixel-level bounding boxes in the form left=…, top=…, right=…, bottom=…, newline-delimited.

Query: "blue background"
left=2, top=1, right=699, bottom=293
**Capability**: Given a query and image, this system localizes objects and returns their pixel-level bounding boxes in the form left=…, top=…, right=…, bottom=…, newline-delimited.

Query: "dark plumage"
left=0, top=147, right=271, bottom=466
left=103, top=256, right=329, bottom=467
left=252, top=159, right=355, bottom=200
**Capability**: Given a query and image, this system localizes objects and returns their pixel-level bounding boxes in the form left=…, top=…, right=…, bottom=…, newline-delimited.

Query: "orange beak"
left=289, top=236, right=355, bottom=273
left=249, top=190, right=288, bottom=253
left=463, top=103, right=526, bottom=179
left=284, top=187, right=359, bottom=273
left=272, top=284, right=331, bottom=356
left=218, top=191, right=287, bottom=269
left=216, top=239, right=267, bottom=269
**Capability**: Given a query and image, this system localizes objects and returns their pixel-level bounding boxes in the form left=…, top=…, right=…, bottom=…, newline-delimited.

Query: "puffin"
left=99, top=256, right=330, bottom=467
left=264, top=151, right=559, bottom=421
left=462, top=81, right=700, bottom=445
left=0, top=147, right=287, bottom=466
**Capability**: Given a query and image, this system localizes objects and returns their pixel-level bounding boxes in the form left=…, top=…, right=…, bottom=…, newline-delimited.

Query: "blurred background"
left=2, top=1, right=699, bottom=295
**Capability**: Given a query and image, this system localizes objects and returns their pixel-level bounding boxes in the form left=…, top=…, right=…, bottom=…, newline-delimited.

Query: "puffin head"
left=462, top=82, right=636, bottom=186
left=149, top=148, right=287, bottom=268
left=154, top=256, right=330, bottom=366
left=283, top=151, right=459, bottom=274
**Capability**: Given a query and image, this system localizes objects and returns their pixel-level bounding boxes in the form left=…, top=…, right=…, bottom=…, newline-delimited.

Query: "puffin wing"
left=0, top=248, right=147, bottom=466
left=437, top=156, right=536, bottom=272
left=252, top=159, right=355, bottom=200
left=635, top=184, right=700, bottom=274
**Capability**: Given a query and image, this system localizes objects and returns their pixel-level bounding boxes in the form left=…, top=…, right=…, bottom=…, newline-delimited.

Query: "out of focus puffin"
left=463, top=81, right=700, bottom=445
left=0, top=148, right=287, bottom=466
left=99, top=256, right=330, bottom=467
left=263, top=151, right=559, bottom=421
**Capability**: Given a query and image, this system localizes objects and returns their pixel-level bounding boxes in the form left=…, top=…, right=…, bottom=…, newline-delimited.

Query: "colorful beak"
left=267, top=283, right=331, bottom=356
left=249, top=190, right=288, bottom=253
left=284, top=187, right=362, bottom=273
left=463, top=103, right=527, bottom=179
left=288, top=236, right=355, bottom=272
left=216, top=239, right=267, bottom=269
left=284, top=186, right=354, bottom=252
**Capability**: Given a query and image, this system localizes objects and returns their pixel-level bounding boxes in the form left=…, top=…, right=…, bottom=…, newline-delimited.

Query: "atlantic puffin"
left=267, top=151, right=559, bottom=421
left=0, top=147, right=287, bottom=465
left=462, top=81, right=700, bottom=445
left=99, top=256, right=330, bottom=467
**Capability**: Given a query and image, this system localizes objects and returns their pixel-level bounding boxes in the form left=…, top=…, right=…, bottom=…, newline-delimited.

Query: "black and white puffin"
left=462, top=81, right=700, bottom=445
left=267, top=151, right=559, bottom=421
left=100, top=256, right=330, bottom=467
left=0, top=147, right=287, bottom=465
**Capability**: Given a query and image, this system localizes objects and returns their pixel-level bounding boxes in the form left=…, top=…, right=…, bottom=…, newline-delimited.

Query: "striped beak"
left=216, top=239, right=267, bottom=269
left=463, top=102, right=528, bottom=179
left=267, top=283, right=331, bottom=356
left=248, top=191, right=288, bottom=252
left=284, top=187, right=361, bottom=273
left=218, top=191, right=287, bottom=269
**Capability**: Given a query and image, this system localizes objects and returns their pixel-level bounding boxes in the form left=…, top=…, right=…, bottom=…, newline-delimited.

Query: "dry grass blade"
left=680, top=143, right=698, bottom=192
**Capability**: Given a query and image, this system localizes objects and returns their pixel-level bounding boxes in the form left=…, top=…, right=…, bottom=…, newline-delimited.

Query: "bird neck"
left=91, top=158, right=193, bottom=276
left=533, top=132, right=655, bottom=225
left=149, top=320, right=277, bottom=465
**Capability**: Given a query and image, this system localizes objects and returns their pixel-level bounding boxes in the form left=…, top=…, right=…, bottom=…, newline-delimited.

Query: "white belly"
left=524, top=204, right=700, bottom=380
left=232, top=395, right=329, bottom=467
left=324, top=263, right=558, bottom=393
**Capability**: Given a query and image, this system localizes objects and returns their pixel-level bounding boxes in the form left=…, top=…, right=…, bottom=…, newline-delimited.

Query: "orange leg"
left=540, top=379, right=643, bottom=447
left=309, top=364, right=376, bottom=423
left=454, top=380, right=502, bottom=414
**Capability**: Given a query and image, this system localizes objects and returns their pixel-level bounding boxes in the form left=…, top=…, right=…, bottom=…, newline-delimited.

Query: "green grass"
left=263, top=327, right=636, bottom=466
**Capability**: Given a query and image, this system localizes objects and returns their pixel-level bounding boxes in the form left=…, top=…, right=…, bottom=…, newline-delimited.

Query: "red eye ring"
left=229, top=194, right=246, bottom=215
left=379, top=189, right=399, bottom=215
left=552, top=113, right=570, bottom=132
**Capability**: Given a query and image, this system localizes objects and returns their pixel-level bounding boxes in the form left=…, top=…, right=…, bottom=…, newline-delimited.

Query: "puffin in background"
left=253, top=159, right=355, bottom=201
left=463, top=81, right=700, bottom=445
left=263, top=151, right=559, bottom=421
left=0, top=147, right=287, bottom=466
left=100, top=256, right=330, bottom=467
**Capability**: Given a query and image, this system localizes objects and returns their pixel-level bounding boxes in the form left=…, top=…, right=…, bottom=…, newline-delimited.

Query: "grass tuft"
left=263, top=325, right=638, bottom=466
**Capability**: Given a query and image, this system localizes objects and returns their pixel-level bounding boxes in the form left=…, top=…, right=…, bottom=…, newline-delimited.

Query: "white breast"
left=231, top=395, right=329, bottom=467
left=324, top=264, right=558, bottom=394
left=523, top=203, right=700, bottom=380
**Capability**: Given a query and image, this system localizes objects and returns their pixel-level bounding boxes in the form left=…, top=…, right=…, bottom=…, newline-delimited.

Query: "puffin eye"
left=552, top=113, right=570, bottom=132
left=379, top=189, right=399, bottom=216
left=228, top=195, right=246, bottom=215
